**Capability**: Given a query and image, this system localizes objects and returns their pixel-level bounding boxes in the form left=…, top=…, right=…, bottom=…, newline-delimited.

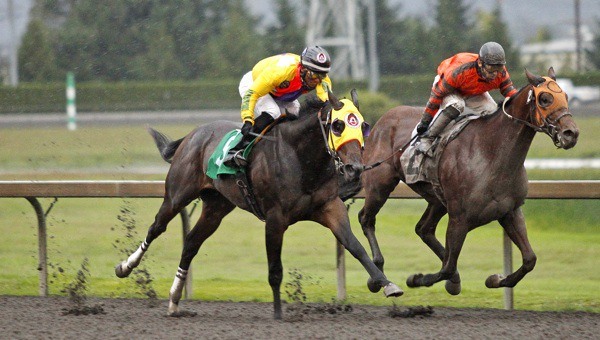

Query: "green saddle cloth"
left=206, top=130, right=254, bottom=179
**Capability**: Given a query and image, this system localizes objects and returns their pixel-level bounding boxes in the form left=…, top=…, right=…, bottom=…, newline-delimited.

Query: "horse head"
left=521, top=67, right=579, bottom=149
left=323, top=89, right=369, bottom=185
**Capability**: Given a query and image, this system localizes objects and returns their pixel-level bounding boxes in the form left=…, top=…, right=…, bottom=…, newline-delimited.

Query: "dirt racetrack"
left=1, top=296, right=598, bottom=339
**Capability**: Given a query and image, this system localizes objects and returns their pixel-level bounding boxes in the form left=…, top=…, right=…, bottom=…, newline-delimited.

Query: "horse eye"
left=362, top=122, right=371, bottom=137
left=331, top=119, right=345, bottom=136
left=538, top=93, right=554, bottom=108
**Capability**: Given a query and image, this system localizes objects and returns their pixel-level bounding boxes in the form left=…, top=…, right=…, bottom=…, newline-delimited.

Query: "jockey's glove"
left=241, top=121, right=253, bottom=136
left=416, top=113, right=433, bottom=135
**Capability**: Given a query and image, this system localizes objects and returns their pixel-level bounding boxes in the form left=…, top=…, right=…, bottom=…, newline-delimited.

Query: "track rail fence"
left=1, top=180, right=598, bottom=309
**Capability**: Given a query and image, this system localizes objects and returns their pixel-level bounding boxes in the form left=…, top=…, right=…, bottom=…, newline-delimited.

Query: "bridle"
left=501, top=78, right=572, bottom=147
left=318, top=108, right=345, bottom=173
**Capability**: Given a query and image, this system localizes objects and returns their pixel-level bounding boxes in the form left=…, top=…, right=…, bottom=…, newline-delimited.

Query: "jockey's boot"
left=416, top=106, right=460, bottom=157
left=223, top=112, right=274, bottom=168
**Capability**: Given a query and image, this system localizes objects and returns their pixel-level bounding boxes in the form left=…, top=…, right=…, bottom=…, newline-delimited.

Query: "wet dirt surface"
left=1, top=296, right=598, bottom=339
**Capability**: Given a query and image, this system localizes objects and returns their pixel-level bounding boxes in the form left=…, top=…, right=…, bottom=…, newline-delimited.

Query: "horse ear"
left=525, top=68, right=545, bottom=86
left=328, top=90, right=344, bottom=111
left=548, top=67, right=557, bottom=81
left=350, top=88, right=359, bottom=110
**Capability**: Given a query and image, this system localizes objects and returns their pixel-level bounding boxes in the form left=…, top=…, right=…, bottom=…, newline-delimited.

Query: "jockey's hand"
left=416, top=114, right=432, bottom=135
left=241, top=121, right=253, bottom=136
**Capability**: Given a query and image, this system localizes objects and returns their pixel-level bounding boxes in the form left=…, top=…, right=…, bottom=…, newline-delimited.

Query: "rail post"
left=66, top=72, right=77, bottom=131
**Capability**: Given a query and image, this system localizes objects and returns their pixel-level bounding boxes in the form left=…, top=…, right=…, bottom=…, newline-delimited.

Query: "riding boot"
left=416, top=106, right=460, bottom=156
left=224, top=112, right=275, bottom=167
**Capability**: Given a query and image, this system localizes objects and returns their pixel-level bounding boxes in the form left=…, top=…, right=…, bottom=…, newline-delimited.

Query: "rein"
left=363, top=133, right=419, bottom=171
left=317, top=109, right=344, bottom=170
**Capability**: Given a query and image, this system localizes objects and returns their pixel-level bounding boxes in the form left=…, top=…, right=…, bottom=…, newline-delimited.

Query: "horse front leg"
left=264, top=213, right=286, bottom=320
left=486, top=207, right=537, bottom=289
left=358, top=166, right=398, bottom=292
left=115, top=197, right=181, bottom=278
left=318, top=199, right=403, bottom=297
left=407, top=217, right=467, bottom=290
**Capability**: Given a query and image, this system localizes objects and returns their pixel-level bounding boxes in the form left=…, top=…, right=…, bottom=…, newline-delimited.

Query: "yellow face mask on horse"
left=327, top=98, right=368, bottom=151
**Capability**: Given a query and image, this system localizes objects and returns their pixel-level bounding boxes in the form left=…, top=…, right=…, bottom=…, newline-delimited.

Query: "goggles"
left=306, top=69, right=327, bottom=81
left=482, top=63, right=504, bottom=73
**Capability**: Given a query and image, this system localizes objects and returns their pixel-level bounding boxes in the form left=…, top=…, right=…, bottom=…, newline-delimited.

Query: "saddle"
left=206, top=119, right=283, bottom=222
left=401, top=113, right=480, bottom=204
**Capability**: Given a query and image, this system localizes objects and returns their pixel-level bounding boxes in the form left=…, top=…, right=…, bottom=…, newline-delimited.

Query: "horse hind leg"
left=486, top=208, right=537, bottom=288
left=168, top=193, right=235, bottom=316
left=115, top=192, right=191, bottom=278
left=406, top=203, right=461, bottom=295
left=407, top=215, right=467, bottom=294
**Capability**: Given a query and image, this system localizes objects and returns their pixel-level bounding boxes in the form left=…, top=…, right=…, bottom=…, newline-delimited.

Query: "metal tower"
left=306, top=0, right=379, bottom=90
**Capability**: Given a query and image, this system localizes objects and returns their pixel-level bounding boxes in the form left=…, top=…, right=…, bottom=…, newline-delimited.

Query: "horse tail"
left=147, top=127, right=183, bottom=164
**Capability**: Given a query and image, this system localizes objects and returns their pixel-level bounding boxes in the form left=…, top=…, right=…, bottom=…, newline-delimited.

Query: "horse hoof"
left=445, top=279, right=461, bottom=295
left=406, top=273, right=423, bottom=288
left=485, top=274, right=503, bottom=288
left=383, top=282, right=404, bottom=297
left=167, top=300, right=179, bottom=316
left=114, top=262, right=131, bottom=278
left=367, top=278, right=382, bottom=293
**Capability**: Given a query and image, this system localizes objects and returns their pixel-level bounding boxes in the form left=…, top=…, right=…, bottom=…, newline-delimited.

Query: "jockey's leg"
left=464, top=92, right=497, bottom=116
left=416, top=105, right=460, bottom=156
left=224, top=112, right=275, bottom=167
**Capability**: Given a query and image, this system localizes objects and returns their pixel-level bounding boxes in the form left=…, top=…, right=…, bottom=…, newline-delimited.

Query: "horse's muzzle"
left=554, top=125, right=579, bottom=150
left=339, top=163, right=365, bottom=182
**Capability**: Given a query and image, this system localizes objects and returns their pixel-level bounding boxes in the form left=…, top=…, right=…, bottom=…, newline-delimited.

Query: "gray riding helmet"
left=301, top=46, right=331, bottom=73
left=479, top=42, right=506, bottom=65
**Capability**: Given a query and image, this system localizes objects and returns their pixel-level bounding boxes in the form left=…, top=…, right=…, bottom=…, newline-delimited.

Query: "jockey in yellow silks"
left=224, top=46, right=333, bottom=167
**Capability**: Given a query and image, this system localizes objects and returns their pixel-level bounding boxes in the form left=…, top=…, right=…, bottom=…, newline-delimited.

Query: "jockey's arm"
left=240, top=69, right=286, bottom=124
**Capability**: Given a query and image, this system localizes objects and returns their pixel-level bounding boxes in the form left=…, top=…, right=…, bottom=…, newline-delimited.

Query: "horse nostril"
left=564, top=129, right=579, bottom=140
left=341, top=164, right=364, bottom=179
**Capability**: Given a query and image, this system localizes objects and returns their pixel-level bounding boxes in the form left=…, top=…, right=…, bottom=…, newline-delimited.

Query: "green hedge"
left=2, top=70, right=598, bottom=114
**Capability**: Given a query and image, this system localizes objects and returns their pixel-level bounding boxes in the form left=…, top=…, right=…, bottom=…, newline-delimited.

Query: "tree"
left=202, top=0, right=266, bottom=78
left=433, top=0, right=477, bottom=59
left=374, top=0, right=437, bottom=75
left=264, top=0, right=307, bottom=55
left=18, top=19, right=59, bottom=82
left=476, top=4, right=520, bottom=69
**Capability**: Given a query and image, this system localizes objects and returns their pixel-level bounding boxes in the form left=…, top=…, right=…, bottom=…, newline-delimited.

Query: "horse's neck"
left=284, top=115, right=329, bottom=159
left=476, top=104, right=536, bottom=171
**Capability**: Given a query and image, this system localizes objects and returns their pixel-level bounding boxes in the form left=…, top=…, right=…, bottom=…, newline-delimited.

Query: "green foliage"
left=18, top=20, right=59, bottom=82
left=476, top=4, right=521, bottom=69
left=434, top=0, right=477, bottom=58
left=264, top=0, right=307, bottom=55
left=19, top=0, right=529, bottom=82
left=348, top=91, right=401, bottom=124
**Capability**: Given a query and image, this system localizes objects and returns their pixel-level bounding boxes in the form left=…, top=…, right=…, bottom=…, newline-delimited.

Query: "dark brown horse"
left=115, top=91, right=402, bottom=319
left=357, top=68, right=579, bottom=295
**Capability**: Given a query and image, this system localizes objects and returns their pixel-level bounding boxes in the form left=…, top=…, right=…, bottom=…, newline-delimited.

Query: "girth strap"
left=235, top=171, right=266, bottom=222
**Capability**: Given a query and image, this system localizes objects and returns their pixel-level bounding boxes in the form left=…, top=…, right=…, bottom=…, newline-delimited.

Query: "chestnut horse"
left=115, top=91, right=402, bottom=320
left=358, top=68, right=579, bottom=295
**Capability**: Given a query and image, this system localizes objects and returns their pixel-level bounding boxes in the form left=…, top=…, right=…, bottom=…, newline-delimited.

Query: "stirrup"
left=224, top=150, right=247, bottom=168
